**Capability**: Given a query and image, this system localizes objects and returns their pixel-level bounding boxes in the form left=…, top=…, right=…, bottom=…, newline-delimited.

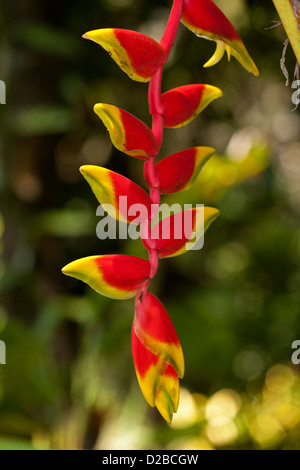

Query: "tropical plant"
left=62, top=0, right=258, bottom=424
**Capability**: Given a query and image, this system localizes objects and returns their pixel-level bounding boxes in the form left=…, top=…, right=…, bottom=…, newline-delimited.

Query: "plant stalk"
left=142, top=0, right=183, bottom=283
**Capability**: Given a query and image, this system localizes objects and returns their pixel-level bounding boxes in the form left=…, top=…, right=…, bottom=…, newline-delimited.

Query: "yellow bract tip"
left=204, top=40, right=226, bottom=68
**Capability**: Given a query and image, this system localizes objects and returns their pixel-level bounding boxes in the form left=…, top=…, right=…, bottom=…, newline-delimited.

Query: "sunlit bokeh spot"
left=171, top=388, right=201, bottom=429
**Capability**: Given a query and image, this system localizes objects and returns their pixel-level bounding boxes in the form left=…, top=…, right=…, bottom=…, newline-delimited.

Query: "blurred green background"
left=0, top=0, right=300, bottom=450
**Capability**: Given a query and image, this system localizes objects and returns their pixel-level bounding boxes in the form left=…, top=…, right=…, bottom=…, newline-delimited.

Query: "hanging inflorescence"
left=62, top=0, right=258, bottom=424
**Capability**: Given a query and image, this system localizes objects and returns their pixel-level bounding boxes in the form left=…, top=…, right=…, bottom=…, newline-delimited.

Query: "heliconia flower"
left=94, top=103, right=158, bottom=159
left=162, top=84, right=222, bottom=128
left=131, top=325, right=180, bottom=424
left=145, top=206, right=219, bottom=258
left=134, top=292, right=184, bottom=378
left=62, top=255, right=150, bottom=300
left=83, top=29, right=166, bottom=83
left=181, top=0, right=259, bottom=76
left=150, top=147, right=215, bottom=193
left=80, top=165, right=152, bottom=224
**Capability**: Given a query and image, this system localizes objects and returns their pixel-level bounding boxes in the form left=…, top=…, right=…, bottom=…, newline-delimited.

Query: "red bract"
left=80, top=165, right=152, bottom=224
left=94, top=103, right=158, bottom=159
left=83, top=29, right=166, bottom=82
left=145, top=206, right=219, bottom=258
left=151, top=147, right=215, bottom=194
left=62, top=255, right=151, bottom=300
left=134, top=292, right=184, bottom=378
left=162, top=84, right=222, bottom=128
left=131, top=325, right=180, bottom=424
left=181, top=0, right=259, bottom=76
left=63, top=0, right=259, bottom=423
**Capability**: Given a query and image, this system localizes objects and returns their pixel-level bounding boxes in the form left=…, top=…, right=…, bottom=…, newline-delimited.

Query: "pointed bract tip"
left=207, top=207, right=220, bottom=218
left=79, top=165, right=93, bottom=176
left=205, top=85, right=223, bottom=99
left=61, top=257, right=97, bottom=281
left=61, top=260, right=78, bottom=277
left=94, top=103, right=104, bottom=113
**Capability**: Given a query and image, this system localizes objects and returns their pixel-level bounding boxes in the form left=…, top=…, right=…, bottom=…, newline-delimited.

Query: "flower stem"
left=142, top=0, right=183, bottom=290
left=160, top=0, right=183, bottom=57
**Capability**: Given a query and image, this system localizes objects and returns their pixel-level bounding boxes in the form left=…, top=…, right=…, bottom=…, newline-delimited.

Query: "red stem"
left=160, top=0, right=184, bottom=57
left=141, top=0, right=183, bottom=294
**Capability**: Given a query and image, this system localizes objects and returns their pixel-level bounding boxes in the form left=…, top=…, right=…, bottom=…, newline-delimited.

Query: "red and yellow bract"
left=62, top=255, right=151, bottom=300
left=83, top=29, right=166, bottom=82
left=94, top=103, right=158, bottom=160
left=147, top=206, right=219, bottom=258
left=131, top=328, right=179, bottom=424
left=80, top=165, right=152, bottom=224
left=181, top=0, right=259, bottom=76
left=162, top=84, right=222, bottom=128
left=134, top=292, right=184, bottom=378
left=151, top=147, right=216, bottom=194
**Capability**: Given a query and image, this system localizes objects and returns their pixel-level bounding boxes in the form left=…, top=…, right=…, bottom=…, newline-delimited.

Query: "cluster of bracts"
left=63, top=0, right=258, bottom=423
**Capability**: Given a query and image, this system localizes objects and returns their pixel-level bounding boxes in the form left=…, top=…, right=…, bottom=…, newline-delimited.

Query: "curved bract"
left=94, top=103, right=158, bottom=159
left=134, top=292, right=184, bottom=378
left=131, top=328, right=179, bottom=424
left=181, top=0, right=259, bottom=76
left=146, top=206, right=220, bottom=258
left=152, top=147, right=216, bottom=194
left=162, top=84, right=223, bottom=128
left=62, top=255, right=151, bottom=300
left=80, top=165, right=152, bottom=224
left=83, top=29, right=166, bottom=82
